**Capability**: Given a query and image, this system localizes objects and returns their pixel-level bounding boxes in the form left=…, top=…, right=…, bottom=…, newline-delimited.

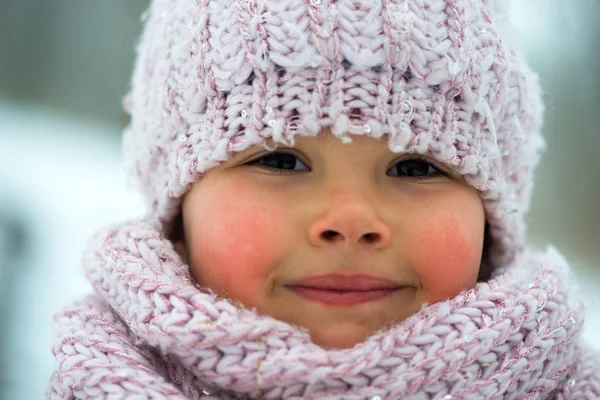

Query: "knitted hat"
left=122, top=0, right=545, bottom=271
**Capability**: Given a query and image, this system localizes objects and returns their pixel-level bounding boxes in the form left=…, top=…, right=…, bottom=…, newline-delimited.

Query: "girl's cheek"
left=408, top=213, right=482, bottom=303
left=186, top=179, right=287, bottom=305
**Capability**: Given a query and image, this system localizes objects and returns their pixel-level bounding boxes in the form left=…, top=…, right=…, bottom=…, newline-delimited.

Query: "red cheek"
left=408, top=214, right=480, bottom=302
left=186, top=179, right=286, bottom=306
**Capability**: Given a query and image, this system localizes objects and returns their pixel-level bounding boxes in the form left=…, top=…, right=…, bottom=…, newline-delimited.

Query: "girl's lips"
left=290, top=273, right=402, bottom=290
left=286, top=273, right=404, bottom=306
left=288, top=286, right=400, bottom=306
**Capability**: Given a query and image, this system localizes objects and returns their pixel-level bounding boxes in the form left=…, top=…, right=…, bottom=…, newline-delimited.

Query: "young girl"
left=48, top=0, right=599, bottom=398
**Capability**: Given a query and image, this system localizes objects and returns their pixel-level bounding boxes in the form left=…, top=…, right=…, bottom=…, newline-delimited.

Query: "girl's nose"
left=307, top=193, right=391, bottom=250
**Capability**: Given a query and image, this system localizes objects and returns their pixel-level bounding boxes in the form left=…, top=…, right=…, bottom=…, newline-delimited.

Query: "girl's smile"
left=284, top=273, right=405, bottom=306
left=175, top=129, right=485, bottom=349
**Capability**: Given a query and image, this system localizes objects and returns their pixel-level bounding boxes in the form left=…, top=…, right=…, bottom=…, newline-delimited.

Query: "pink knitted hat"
left=122, top=0, right=545, bottom=270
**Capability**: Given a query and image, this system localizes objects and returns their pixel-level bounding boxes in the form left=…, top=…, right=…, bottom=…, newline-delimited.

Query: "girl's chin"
left=307, top=326, right=380, bottom=350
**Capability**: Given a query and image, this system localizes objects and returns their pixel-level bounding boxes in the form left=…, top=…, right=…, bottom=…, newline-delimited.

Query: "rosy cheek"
left=408, top=214, right=480, bottom=303
left=186, top=179, right=286, bottom=306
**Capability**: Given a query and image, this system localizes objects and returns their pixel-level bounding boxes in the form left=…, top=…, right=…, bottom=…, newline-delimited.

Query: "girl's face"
left=176, top=129, right=485, bottom=349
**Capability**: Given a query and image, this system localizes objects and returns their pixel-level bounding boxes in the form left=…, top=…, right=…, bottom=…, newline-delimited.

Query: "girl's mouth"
left=288, top=286, right=400, bottom=306
left=286, top=273, right=403, bottom=306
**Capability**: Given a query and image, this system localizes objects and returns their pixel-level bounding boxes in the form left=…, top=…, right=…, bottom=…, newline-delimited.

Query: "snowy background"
left=0, top=1, right=599, bottom=399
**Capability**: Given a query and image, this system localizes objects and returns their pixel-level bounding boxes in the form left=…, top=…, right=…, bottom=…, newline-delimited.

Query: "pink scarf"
left=47, top=220, right=599, bottom=399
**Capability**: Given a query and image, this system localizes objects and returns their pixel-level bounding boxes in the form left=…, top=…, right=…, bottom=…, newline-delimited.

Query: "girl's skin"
left=174, top=128, right=486, bottom=349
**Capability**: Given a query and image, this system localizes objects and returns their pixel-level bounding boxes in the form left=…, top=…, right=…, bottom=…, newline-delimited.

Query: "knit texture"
left=47, top=220, right=600, bottom=399
left=122, top=0, right=545, bottom=270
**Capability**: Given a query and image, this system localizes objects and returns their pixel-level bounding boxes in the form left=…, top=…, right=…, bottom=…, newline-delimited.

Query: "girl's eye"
left=247, top=152, right=443, bottom=178
left=387, top=158, right=442, bottom=179
left=248, top=152, right=309, bottom=173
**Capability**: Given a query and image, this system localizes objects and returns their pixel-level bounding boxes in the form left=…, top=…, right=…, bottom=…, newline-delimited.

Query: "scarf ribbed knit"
left=47, top=220, right=600, bottom=399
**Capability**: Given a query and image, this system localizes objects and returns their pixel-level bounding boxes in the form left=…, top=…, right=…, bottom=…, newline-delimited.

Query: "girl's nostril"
left=363, top=233, right=380, bottom=243
left=322, top=230, right=339, bottom=240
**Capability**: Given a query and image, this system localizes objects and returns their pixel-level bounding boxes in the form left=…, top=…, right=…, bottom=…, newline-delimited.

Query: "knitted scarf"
left=47, top=220, right=600, bottom=399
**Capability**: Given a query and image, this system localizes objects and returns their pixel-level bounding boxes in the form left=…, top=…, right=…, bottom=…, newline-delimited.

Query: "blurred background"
left=0, top=1, right=598, bottom=398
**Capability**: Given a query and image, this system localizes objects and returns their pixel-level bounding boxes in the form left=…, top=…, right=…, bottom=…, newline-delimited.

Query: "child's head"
left=123, top=0, right=544, bottom=348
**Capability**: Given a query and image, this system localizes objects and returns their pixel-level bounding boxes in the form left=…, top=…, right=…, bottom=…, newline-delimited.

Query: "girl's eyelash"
left=246, top=151, right=309, bottom=174
left=246, top=151, right=449, bottom=179
left=393, top=155, right=450, bottom=179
